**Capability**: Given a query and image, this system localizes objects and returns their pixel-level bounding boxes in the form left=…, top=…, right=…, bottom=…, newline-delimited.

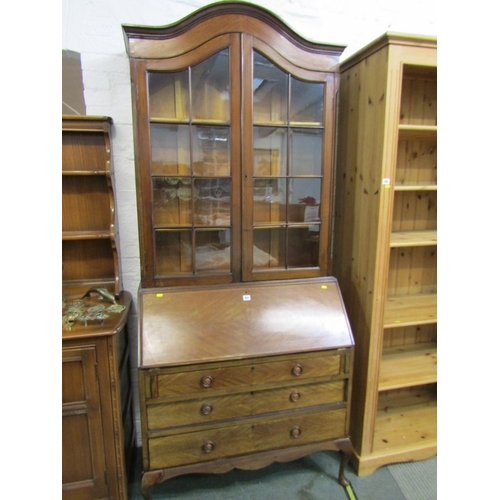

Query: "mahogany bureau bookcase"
left=122, top=3, right=355, bottom=498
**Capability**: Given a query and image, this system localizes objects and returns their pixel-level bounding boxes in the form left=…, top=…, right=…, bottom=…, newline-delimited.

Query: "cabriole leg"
left=335, top=437, right=354, bottom=487
left=141, top=470, right=163, bottom=500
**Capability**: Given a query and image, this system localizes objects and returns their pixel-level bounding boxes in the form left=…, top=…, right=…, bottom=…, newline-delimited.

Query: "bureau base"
left=141, top=438, right=353, bottom=499
left=137, top=279, right=355, bottom=499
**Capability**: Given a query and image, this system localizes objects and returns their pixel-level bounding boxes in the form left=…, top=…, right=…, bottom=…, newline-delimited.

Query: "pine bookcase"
left=333, top=32, right=437, bottom=475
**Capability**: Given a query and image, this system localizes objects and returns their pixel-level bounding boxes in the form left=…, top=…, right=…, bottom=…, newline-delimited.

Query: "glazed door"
left=242, top=37, right=337, bottom=281
left=132, top=34, right=242, bottom=288
left=129, top=25, right=338, bottom=287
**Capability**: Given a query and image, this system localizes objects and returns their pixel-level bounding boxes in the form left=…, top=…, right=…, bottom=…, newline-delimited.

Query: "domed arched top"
left=123, top=1, right=345, bottom=70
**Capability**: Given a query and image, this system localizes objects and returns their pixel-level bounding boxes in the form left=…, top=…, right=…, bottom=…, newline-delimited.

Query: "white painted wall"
left=61, top=0, right=437, bottom=445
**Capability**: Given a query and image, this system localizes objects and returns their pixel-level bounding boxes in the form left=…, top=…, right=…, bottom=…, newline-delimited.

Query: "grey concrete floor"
left=127, top=449, right=436, bottom=499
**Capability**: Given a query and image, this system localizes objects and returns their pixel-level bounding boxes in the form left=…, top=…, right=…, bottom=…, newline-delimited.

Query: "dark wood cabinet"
left=62, top=344, right=108, bottom=498
left=62, top=293, right=134, bottom=500
left=62, top=116, right=135, bottom=499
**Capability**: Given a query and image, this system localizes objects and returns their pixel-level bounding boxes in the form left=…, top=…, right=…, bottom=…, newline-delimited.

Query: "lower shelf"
left=354, top=384, right=437, bottom=476
left=375, top=385, right=436, bottom=451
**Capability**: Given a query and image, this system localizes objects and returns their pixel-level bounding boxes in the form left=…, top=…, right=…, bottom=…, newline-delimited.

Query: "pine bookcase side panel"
left=334, top=43, right=399, bottom=456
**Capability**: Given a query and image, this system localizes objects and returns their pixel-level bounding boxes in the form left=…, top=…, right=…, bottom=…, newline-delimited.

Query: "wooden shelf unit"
left=62, top=116, right=120, bottom=298
left=62, top=115, right=135, bottom=499
left=333, top=33, right=437, bottom=475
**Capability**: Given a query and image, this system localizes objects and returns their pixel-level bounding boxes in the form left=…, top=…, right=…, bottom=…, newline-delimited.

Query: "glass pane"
left=152, top=178, right=192, bottom=226
left=194, top=229, right=231, bottom=273
left=290, top=78, right=324, bottom=124
left=253, top=227, right=285, bottom=269
left=253, top=51, right=288, bottom=124
left=253, top=127, right=287, bottom=176
left=290, top=128, right=323, bottom=176
left=192, top=126, right=230, bottom=176
left=192, top=50, right=230, bottom=122
left=155, top=230, right=192, bottom=275
left=287, top=226, right=319, bottom=268
left=148, top=71, right=189, bottom=120
left=253, top=178, right=286, bottom=223
left=194, top=178, right=231, bottom=226
left=150, top=124, right=190, bottom=175
left=289, top=178, right=321, bottom=223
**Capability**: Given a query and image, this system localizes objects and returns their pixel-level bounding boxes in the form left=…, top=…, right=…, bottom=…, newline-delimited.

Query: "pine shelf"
left=398, top=124, right=437, bottom=139
left=374, top=385, right=436, bottom=452
left=390, top=230, right=437, bottom=247
left=371, top=391, right=436, bottom=465
left=384, top=293, right=437, bottom=328
left=394, top=184, right=437, bottom=191
left=379, top=342, right=437, bottom=391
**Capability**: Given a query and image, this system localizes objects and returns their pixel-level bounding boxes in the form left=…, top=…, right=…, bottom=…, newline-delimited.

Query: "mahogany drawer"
left=147, top=379, right=346, bottom=430
left=145, top=352, right=343, bottom=400
left=148, top=407, right=347, bottom=470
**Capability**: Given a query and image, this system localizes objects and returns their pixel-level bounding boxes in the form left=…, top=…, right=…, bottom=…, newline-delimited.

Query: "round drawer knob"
left=201, top=403, right=213, bottom=415
left=290, top=426, right=301, bottom=438
left=291, top=364, right=303, bottom=377
left=201, top=375, right=214, bottom=388
left=290, top=391, right=301, bottom=402
left=202, top=440, right=215, bottom=453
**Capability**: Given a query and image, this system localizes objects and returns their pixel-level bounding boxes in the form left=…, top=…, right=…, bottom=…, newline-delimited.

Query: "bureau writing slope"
left=123, top=2, right=354, bottom=498
left=333, top=33, right=437, bottom=475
